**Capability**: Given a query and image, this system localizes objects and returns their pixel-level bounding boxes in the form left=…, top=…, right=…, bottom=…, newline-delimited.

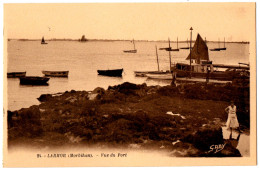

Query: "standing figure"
left=225, top=101, right=240, bottom=132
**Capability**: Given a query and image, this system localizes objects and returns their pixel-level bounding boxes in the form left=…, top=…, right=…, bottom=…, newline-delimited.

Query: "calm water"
left=6, top=40, right=249, bottom=111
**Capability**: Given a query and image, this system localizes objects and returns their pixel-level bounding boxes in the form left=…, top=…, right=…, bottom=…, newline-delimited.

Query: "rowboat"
left=7, top=72, right=26, bottom=78
left=146, top=73, right=173, bottom=80
left=20, top=76, right=50, bottom=85
left=134, top=71, right=170, bottom=77
left=97, top=69, right=123, bottom=77
left=42, top=71, right=69, bottom=77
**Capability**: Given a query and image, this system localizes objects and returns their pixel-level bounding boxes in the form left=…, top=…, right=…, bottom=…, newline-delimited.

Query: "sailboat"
left=210, top=38, right=226, bottom=51
left=180, top=38, right=191, bottom=50
left=159, top=38, right=179, bottom=51
left=123, top=39, right=137, bottom=53
left=41, top=37, right=48, bottom=45
left=175, top=34, right=245, bottom=81
left=134, top=45, right=170, bottom=77
left=218, top=38, right=227, bottom=50
left=166, top=37, right=179, bottom=51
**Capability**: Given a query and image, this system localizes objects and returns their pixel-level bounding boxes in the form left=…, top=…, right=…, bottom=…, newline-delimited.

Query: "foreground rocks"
left=8, top=82, right=248, bottom=157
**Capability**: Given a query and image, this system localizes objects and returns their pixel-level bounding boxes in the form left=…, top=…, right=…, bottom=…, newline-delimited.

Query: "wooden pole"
left=155, top=45, right=160, bottom=71
left=133, top=39, right=136, bottom=50
left=168, top=38, right=172, bottom=72
left=190, top=27, right=193, bottom=78
left=177, top=37, right=178, bottom=49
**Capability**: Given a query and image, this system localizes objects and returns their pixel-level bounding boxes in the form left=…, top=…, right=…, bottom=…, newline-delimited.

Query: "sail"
left=186, top=33, right=209, bottom=63
left=41, top=37, right=45, bottom=43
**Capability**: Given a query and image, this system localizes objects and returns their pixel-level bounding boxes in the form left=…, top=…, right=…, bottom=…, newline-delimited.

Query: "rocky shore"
left=7, top=82, right=249, bottom=157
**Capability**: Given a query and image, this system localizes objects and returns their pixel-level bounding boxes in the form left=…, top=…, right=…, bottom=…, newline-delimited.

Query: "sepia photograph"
left=2, top=1, right=256, bottom=167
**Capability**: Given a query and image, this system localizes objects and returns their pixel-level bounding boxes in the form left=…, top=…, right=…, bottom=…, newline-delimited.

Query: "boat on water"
left=210, top=38, right=226, bottom=51
left=20, top=76, right=50, bottom=85
left=41, top=37, right=48, bottom=44
left=180, top=39, right=191, bottom=50
left=42, top=71, right=69, bottom=77
left=135, top=70, right=170, bottom=77
left=7, top=72, right=26, bottom=78
left=134, top=45, right=171, bottom=77
left=123, top=39, right=137, bottom=53
left=160, top=38, right=179, bottom=51
left=174, top=34, right=249, bottom=81
left=146, top=73, right=173, bottom=80
left=166, top=37, right=179, bottom=51
left=97, top=69, right=123, bottom=77
left=146, top=73, right=232, bottom=84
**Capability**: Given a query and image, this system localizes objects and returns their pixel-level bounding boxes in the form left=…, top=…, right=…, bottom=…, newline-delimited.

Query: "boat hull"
left=20, top=76, right=50, bottom=85
left=123, top=50, right=137, bottom=53
left=97, top=69, right=123, bottom=77
left=7, top=72, right=26, bottom=78
left=42, top=71, right=69, bottom=77
left=146, top=73, right=173, bottom=80
left=180, top=47, right=190, bottom=50
left=176, top=70, right=244, bottom=81
left=134, top=71, right=170, bottom=77
left=166, top=48, right=179, bottom=51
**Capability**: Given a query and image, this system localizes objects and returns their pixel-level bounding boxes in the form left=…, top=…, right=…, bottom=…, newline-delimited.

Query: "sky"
left=4, top=2, right=255, bottom=41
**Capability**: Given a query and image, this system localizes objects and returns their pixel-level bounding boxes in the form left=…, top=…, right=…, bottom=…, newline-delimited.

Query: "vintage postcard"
left=2, top=2, right=256, bottom=167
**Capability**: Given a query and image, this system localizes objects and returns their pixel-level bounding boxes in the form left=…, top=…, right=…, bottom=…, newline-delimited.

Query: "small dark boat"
left=41, top=36, right=48, bottom=45
left=42, top=71, right=69, bottom=77
left=20, top=76, right=50, bottom=85
left=160, top=38, right=179, bottom=51
left=166, top=48, right=179, bottom=51
left=7, top=72, right=26, bottom=78
left=210, top=48, right=221, bottom=51
left=97, top=69, right=123, bottom=77
left=123, top=49, right=137, bottom=53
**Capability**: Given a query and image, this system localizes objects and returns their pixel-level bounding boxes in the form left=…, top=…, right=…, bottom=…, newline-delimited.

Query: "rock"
left=89, top=87, right=105, bottom=100
left=182, top=125, right=224, bottom=152
left=88, top=93, right=98, bottom=100
left=92, top=87, right=105, bottom=95
left=37, top=94, right=53, bottom=102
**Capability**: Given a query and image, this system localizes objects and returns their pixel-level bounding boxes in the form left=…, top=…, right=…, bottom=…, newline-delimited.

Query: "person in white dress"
left=225, top=101, right=240, bottom=131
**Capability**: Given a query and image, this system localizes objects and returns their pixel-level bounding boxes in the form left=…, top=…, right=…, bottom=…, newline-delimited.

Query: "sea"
left=6, top=40, right=249, bottom=111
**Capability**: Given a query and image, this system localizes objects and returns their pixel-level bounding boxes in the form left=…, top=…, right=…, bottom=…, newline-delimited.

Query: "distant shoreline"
left=7, top=38, right=250, bottom=44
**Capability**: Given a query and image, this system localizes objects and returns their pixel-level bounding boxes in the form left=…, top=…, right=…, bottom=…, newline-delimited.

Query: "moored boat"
left=41, top=36, right=48, bottom=45
left=123, top=39, right=137, bottom=53
left=20, top=76, right=50, bottom=85
left=97, top=69, right=123, bottom=77
left=174, top=33, right=248, bottom=81
left=7, top=72, right=26, bottom=78
left=123, top=49, right=137, bottom=53
left=42, top=71, right=69, bottom=77
left=146, top=73, right=173, bottom=80
left=134, top=71, right=170, bottom=77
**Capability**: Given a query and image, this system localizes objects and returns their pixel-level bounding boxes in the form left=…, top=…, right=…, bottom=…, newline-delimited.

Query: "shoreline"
left=7, top=82, right=249, bottom=157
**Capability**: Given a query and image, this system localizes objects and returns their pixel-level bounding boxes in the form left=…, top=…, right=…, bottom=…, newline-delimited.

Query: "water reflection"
left=222, top=127, right=249, bottom=156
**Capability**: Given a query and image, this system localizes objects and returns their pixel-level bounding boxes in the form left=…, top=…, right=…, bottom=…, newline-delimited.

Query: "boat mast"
left=224, top=37, right=225, bottom=48
left=218, top=38, right=220, bottom=48
left=189, top=27, right=193, bottom=78
left=168, top=38, right=172, bottom=71
left=177, top=37, right=178, bottom=49
left=155, top=45, right=160, bottom=71
left=133, top=39, right=136, bottom=50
